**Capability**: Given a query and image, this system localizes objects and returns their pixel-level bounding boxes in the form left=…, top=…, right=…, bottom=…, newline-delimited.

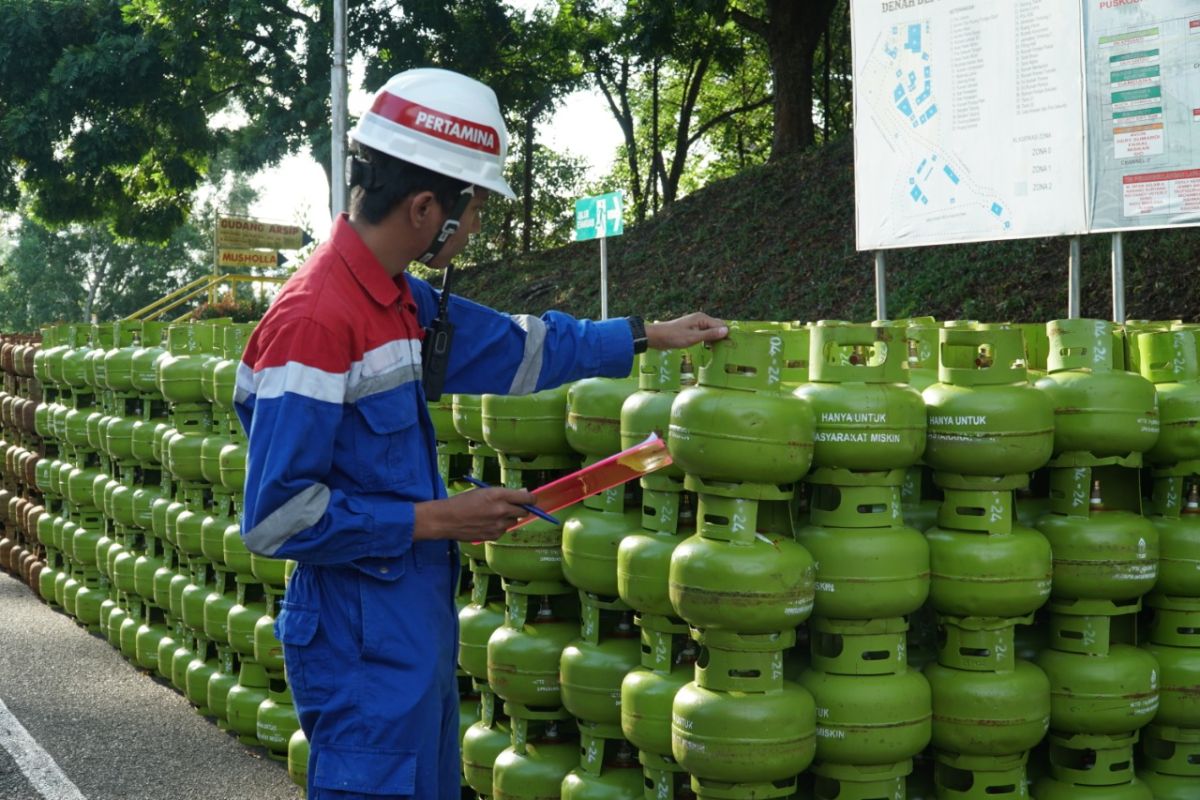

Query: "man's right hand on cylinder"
left=413, top=487, right=538, bottom=541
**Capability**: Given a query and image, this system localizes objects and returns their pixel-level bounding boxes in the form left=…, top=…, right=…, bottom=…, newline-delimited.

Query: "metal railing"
left=124, top=274, right=286, bottom=322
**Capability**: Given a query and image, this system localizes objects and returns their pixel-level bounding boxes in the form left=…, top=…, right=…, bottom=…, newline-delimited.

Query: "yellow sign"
left=216, top=216, right=309, bottom=250
left=217, top=248, right=281, bottom=270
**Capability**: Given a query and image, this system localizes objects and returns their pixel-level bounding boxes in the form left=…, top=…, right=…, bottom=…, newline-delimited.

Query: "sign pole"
left=874, top=251, right=888, bottom=321
left=1068, top=236, right=1082, bottom=319
left=211, top=212, right=220, bottom=305
left=599, top=235, right=609, bottom=320
left=331, top=0, right=348, bottom=218
left=1111, top=232, right=1125, bottom=324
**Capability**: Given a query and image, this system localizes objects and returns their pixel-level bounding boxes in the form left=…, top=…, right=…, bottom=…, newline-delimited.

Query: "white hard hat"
left=351, top=68, right=516, bottom=200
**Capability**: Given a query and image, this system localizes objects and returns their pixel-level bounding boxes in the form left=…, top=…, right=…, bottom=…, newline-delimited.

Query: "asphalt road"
left=0, top=570, right=303, bottom=800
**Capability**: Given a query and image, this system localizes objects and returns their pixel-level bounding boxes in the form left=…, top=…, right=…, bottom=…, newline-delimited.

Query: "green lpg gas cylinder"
left=200, top=423, right=230, bottom=486
left=492, top=720, right=580, bottom=800
left=185, top=647, right=220, bottom=713
left=1037, top=466, right=1158, bottom=602
left=488, top=594, right=578, bottom=708
left=250, top=550, right=287, bottom=590
left=616, top=489, right=695, bottom=617
left=129, top=321, right=166, bottom=396
left=1036, top=645, right=1159, bottom=735
left=59, top=326, right=92, bottom=392
left=452, top=394, right=486, bottom=443
left=254, top=607, right=285, bottom=674
left=1035, top=319, right=1159, bottom=457
left=483, top=384, right=573, bottom=456
left=130, top=418, right=159, bottom=466
left=799, top=618, right=932, bottom=766
left=620, top=348, right=694, bottom=484
left=1033, top=776, right=1152, bottom=799
left=561, top=487, right=641, bottom=597
left=218, top=438, right=246, bottom=494
left=201, top=505, right=232, bottom=565
left=211, top=324, right=252, bottom=410
left=670, top=495, right=814, bottom=634
left=923, top=328, right=1054, bottom=476
left=287, top=728, right=309, bottom=791
left=793, top=322, right=926, bottom=471
left=222, top=519, right=252, bottom=580
left=226, top=660, right=269, bottom=745
left=794, top=468, right=929, bottom=620
left=427, top=392, right=462, bottom=444
left=485, top=512, right=571, bottom=584
left=924, top=660, right=1050, bottom=756
left=165, top=418, right=207, bottom=484
left=462, top=697, right=511, bottom=796
left=671, top=678, right=816, bottom=783
left=257, top=681, right=300, bottom=760
left=103, top=415, right=137, bottom=465
left=1138, top=330, right=1200, bottom=464
left=1141, top=638, right=1200, bottom=728
left=561, top=737, right=645, bottom=800
left=924, top=478, right=1052, bottom=618
left=560, top=609, right=641, bottom=727
left=1147, top=478, right=1200, bottom=598
left=458, top=572, right=506, bottom=680
left=157, top=324, right=215, bottom=406
left=621, top=625, right=697, bottom=757
left=567, top=371, right=638, bottom=460
left=133, top=604, right=170, bottom=671
left=668, top=328, right=815, bottom=487
left=227, top=591, right=267, bottom=661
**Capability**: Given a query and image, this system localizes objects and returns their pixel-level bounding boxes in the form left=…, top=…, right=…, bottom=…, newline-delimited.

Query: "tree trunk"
left=594, top=57, right=644, bottom=222
left=662, top=53, right=712, bottom=206
left=734, top=0, right=838, bottom=160
left=650, top=58, right=660, bottom=214
left=522, top=114, right=536, bottom=254
left=822, top=19, right=831, bottom=142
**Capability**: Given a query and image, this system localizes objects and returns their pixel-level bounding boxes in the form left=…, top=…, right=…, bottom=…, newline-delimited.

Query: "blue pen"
left=458, top=475, right=561, bottom=526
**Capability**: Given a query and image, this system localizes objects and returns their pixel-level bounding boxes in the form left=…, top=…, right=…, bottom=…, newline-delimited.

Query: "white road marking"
left=0, top=696, right=88, bottom=800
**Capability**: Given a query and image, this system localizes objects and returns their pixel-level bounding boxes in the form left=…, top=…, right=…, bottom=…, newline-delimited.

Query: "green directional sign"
left=574, top=191, right=624, bottom=241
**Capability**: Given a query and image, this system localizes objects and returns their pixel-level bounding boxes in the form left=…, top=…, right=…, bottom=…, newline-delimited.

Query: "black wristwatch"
left=628, top=315, right=649, bottom=354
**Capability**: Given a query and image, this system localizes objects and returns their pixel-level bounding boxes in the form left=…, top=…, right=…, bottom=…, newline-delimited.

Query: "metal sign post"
left=874, top=251, right=888, bottom=321
left=574, top=191, right=624, bottom=320
left=1111, top=232, right=1125, bottom=324
left=331, top=0, right=348, bottom=218
left=599, top=236, right=609, bottom=320
left=1068, top=236, right=1082, bottom=318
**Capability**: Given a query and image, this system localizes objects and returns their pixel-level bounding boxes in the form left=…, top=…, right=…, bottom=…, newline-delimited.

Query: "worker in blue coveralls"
left=234, top=67, right=729, bottom=800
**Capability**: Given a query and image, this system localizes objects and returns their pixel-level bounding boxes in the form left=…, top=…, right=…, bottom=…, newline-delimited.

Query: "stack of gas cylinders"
left=0, top=320, right=305, bottom=792
left=4, top=315, right=1200, bottom=800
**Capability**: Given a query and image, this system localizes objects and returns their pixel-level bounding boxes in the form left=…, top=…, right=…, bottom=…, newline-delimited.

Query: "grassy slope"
left=455, top=137, right=1200, bottom=324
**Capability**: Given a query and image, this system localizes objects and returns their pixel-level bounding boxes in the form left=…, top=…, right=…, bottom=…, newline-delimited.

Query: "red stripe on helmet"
left=370, top=92, right=500, bottom=156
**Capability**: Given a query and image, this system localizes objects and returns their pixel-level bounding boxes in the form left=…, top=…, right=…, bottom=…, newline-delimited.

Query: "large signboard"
left=1086, top=0, right=1200, bottom=231
left=216, top=216, right=310, bottom=250
left=852, top=0, right=1200, bottom=250
left=853, top=0, right=1088, bottom=249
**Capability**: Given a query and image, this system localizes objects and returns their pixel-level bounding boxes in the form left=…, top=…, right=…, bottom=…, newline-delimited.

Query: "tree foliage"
left=0, top=0, right=853, bottom=257
left=0, top=158, right=257, bottom=330
left=0, top=0, right=215, bottom=240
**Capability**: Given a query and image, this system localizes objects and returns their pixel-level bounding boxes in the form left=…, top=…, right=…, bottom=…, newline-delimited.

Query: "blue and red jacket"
left=234, top=214, right=634, bottom=574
